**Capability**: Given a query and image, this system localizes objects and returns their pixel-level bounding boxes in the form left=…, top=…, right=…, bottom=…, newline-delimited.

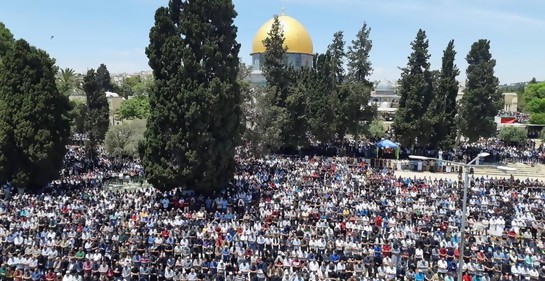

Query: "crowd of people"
left=496, top=111, right=529, bottom=124
left=0, top=150, right=544, bottom=280
left=405, top=138, right=545, bottom=165
left=282, top=136, right=545, bottom=167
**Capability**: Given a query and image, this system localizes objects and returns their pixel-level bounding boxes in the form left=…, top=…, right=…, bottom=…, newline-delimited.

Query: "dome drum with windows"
left=250, top=14, right=314, bottom=76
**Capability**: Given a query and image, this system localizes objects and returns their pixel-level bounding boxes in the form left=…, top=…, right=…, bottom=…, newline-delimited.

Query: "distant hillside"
left=499, top=82, right=526, bottom=93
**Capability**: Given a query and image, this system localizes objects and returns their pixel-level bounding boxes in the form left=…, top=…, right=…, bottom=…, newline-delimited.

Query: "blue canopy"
left=376, top=139, right=399, bottom=149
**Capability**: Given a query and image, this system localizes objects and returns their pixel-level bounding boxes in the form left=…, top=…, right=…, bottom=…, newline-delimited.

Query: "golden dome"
left=251, top=15, right=313, bottom=55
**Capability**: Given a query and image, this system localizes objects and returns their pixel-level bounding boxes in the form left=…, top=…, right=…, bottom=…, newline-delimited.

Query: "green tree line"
left=392, top=30, right=504, bottom=149
left=246, top=17, right=377, bottom=154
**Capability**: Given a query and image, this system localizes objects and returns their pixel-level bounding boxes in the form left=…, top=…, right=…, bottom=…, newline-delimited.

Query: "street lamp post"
left=408, top=153, right=516, bottom=281
left=458, top=153, right=488, bottom=281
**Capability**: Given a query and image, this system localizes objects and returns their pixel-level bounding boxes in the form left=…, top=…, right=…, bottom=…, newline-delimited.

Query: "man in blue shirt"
left=415, top=270, right=426, bottom=281
left=31, top=269, right=42, bottom=281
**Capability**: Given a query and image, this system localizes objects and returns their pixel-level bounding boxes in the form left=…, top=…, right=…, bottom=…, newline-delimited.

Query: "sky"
left=1, top=0, right=544, bottom=84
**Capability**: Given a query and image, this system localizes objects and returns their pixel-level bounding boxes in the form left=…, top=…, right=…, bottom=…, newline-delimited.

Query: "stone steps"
left=105, top=182, right=151, bottom=191
left=472, top=163, right=545, bottom=179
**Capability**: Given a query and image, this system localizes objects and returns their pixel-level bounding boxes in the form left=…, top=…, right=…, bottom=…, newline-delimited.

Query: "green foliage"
left=425, top=40, right=460, bottom=150
left=284, top=77, right=309, bottom=148
left=335, top=81, right=375, bottom=139
left=0, top=22, right=15, bottom=58
left=347, top=22, right=373, bottom=86
left=254, top=87, right=290, bottom=152
left=117, top=95, right=150, bottom=120
left=0, top=39, right=71, bottom=190
left=257, top=15, right=304, bottom=150
left=238, top=63, right=259, bottom=153
left=328, top=31, right=346, bottom=84
left=458, top=39, right=502, bottom=142
left=498, top=126, right=527, bottom=144
left=249, top=19, right=378, bottom=152
left=304, top=54, right=335, bottom=143
left=526, top=98, right=545, bottom=114
left=69, top=99, right=87, bottom=134
left=83, top=68, right=110, bottom=149
left=499, top=83, right=524, bottom=94
left=519, top=81, right=545, bottom=112
left=96, top=64, right=114, bottom=92
left=116, top=75, right=154, bottom=98
left=262, top=16, right=291, bottom=107
left=104, top=120, right=146, bottom=157
left=56, top=68, right=82, bottom=96
left=141, top=0, right=241, bottom=193
left=530, top=113, right=545, bottom=125
left=392, top=29, right=434, bottom=147
left=366, top=120, right=386, bottom=139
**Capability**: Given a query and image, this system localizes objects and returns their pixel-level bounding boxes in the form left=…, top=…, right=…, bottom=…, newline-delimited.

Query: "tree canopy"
left=392, top=29, right=434, bottom=147
left=140, top=0, right=242, bottom=193
left=425, top=40, right=459, bottom=149
left=56, top=68, right=82, bottom=96
left=69, top=99, right=87, bottom=134
left=117, top=95, right=150, bottom=120
left=498, top=126, right=527, bottom=144
left=255, top=15, right=295, bottom=152
left=83, top=67, right=111, bottom=151
left=0, top=39, right=71, bottom=190
left=458, top=39, right=502, bottom=142
left=0, top=23, right=14, bottom=59
left=104, top=120, right=146, bottom=157
left=116, top=75, right=154, bottom=98
left=347, top=22, right=373, bottom=86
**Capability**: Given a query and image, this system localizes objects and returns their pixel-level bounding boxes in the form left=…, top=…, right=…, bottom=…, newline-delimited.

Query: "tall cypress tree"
left=344, top=22, right=376, bottom=139
left=425, top=40, right=460, bottom=149
left=140, top=0, right=184, bottom=190
left=96, top=64, right=114, bottom=92
left=328, top=31, right=346, bottom=84
left=83, top=68, right=110, bottom=152
left=256, top=15, right=295, bottom=150
left=0, top=39, right=71, bottom=190
left=392, top=29, right=434, bottom=147
left=140, top=0, right=241, bottom=192
left=347, top=22, right=373, bottom=87
left=458, top=39, right=502, bottom=142
left=261, top=15, right=291, bottom=107
left=305, top=53, right=336, bottom=143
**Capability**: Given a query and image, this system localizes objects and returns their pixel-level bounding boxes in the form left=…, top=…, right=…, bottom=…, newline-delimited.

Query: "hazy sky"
left=1, top=0, right=543, bottom=84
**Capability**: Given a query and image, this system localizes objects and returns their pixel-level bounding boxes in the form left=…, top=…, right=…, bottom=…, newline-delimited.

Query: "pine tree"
left=83, top=68, right=110, bottom=154
left=347, top=22, right=373, bottom=87
left=140, top=0, right=185, bottom=190
left=392, top=29, right=434, bottom=147
left=343, top=22, right=376, bottom=139
left=96, top=64, right=114, bottom=92
left=305, top=53, right=336, bottom=142
left=0, top=23, right=14, bottom=58
left=336, top=82, right=376, bottom=139
left=458, top=39, right=502, bottom=142
left=328, top=31, right=346, bottom=84
left=425, top=40, right=459, bottom=149
left=140, top=0, right=241, bottom=192
left=0, top=39, right=71, bottom=190
left=258, top=15, right=299, bottom=150
left=262, top=15, right=291, bottom=107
